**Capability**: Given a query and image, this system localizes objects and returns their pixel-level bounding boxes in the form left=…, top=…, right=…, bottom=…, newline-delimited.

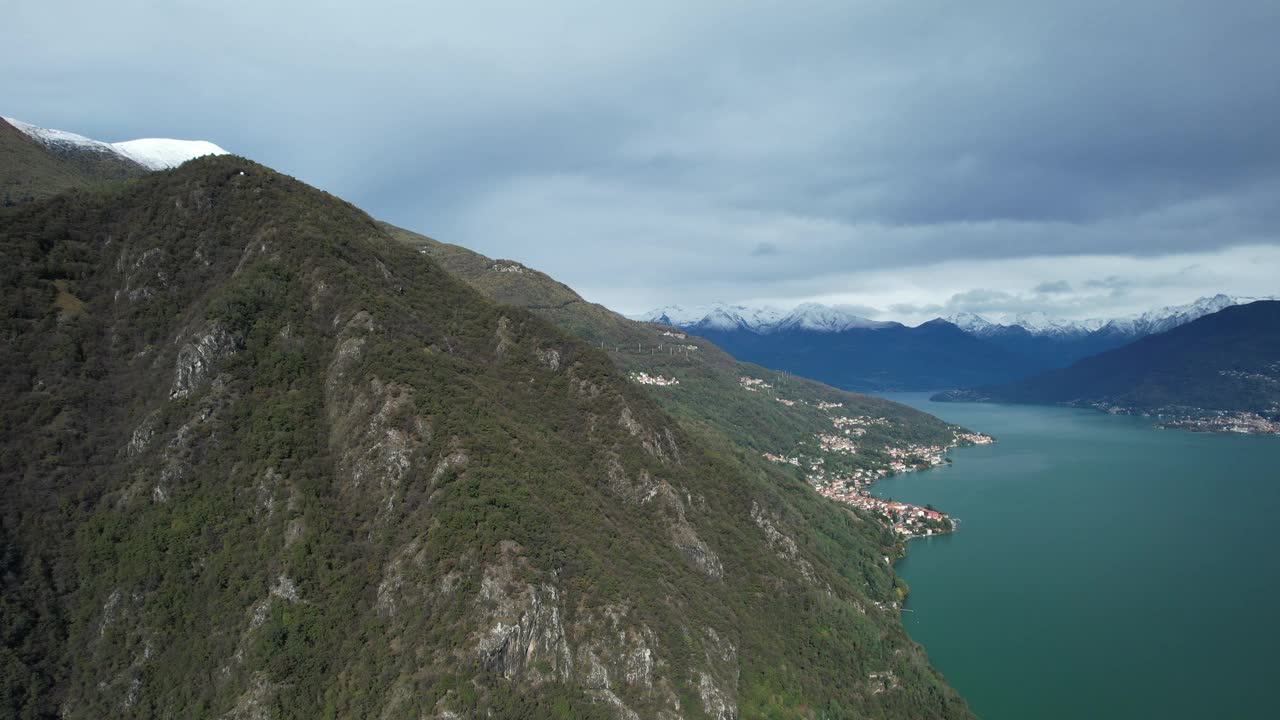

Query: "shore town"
left=633, top=369, right=996, bottom=538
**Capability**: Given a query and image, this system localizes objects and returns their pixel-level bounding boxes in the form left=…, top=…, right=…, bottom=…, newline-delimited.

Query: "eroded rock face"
left=125, top=411, right=159, bottom=457
left=536, top=347, right=561, bottom=371
left=696, top=627, right=739, bottom=720
left=495, top=315, right=516, bottom=358
left=473, top=546, right=572, bottom=685
left=602, top=452, right=723, bottom=580
left=223, top=672, right=276, bottom=720
left=375, top=538, right=429, bottom=619
left=324, top=311, right=430, bottom=515
left=658, top=481, right=724, bottom=580
left=750, top=501, right=820, bottom=586
left=571, top=606, right=683, bottom=719
left=170, top=324, right=239, bottom=399
left=617, top=405, right=672, bottom=463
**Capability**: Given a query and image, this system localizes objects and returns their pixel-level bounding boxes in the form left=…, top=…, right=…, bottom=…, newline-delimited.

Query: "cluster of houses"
left=628, top=371, right=680, bottom=387
left=761, top=452, right=802, bottom=467
left=1157, top=410, right=1280, bottom=434
left=833, top=415, right=890, bottom=428
left=830, top=417, right=870, bottom=437
left=817, top=433, right=858, bottom=454
left=814, top=476, right=952, bottom=538
left=738, top=376, right=774, bottom=391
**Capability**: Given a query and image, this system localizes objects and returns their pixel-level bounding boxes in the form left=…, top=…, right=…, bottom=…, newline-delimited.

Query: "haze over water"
left=874, top=393, right=1280, bottom=719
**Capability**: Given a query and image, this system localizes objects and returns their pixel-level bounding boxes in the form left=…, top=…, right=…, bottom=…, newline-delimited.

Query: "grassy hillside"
left=1, top=157, right=970, bottom=719
left=1, top=118, right=146, bottom=206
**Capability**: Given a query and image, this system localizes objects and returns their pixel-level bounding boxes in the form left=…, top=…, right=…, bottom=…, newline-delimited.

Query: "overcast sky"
left=4, top=1, right=1278, bottom=322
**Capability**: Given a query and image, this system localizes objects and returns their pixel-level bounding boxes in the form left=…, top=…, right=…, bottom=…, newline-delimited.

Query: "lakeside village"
left=628, top=368, right=995, bottom=538
left=741, top=376, right=996, bottom=538
left=1079, top=400, right=1280, bottom=435
left=763, top=427, right=991, bottom=539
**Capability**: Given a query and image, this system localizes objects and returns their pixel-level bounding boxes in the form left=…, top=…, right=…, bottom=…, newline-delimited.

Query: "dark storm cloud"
left=3, top=0, right=1277, bottom=317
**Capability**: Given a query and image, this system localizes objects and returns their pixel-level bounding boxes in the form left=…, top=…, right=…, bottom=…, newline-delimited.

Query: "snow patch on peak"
left=111, top=138, right=228, bottom=170
left=776, top=303, right=895, bottom=332
left=4, top=116, right=227, bottom=170
left=637, top=302, right=890, bottom=334
left=638, top=303, right=786, bottom=331
left=948, top=294, right=1276, bottom=339
left=1102, top=294, right=1278, bottom=336
left=944, top=312, right=997, bottom=333
left=4, top=116, right=120, bottom=156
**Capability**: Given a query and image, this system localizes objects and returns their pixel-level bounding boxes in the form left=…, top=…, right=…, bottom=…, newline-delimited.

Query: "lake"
left=873, top=393, right=1280, bottom=719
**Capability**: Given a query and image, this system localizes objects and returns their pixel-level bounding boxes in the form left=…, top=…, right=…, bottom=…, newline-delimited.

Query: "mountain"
left=2, top=117, right=147, bottom=205
left=2, top=155, right=974, bottom=717
left=1092, top=293, right=1276, bottom=338
left=934, top=301, right=1280, bottom=428
left=946, top=311, right=1105, bottom=338
left=692, top=319, right=1032, bottom=392
left=641, top=296, right=1276, bottom=391
left=639, top=302, right=896, bottom=333
left=951, top=294, right=1275, bottom=340
left=1, top=116, right=226, bottom=205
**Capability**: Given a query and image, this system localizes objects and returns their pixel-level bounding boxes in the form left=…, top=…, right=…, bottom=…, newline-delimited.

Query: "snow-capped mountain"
left=645, top=295, right=1275, bottom=340
left=637, top=302, right=895, bottom=334
left=640, top=303, right=785, bottom=331
left=112, top=138, right=229, bottom=170
left=951, top=295, right=1276, bottom=339
left=946, top=311, right=1106, bottom=338
left=4, top=116, right=228, bottom=170
left=1097, top=294, right=1277, bottom=337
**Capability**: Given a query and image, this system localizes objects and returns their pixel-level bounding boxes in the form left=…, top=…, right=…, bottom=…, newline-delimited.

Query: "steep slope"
left=2, top=157, right=971, bottom=719
left=934, top=302, right=1280, bottom=429
left=1, top=117, right=147, bottom=205
left=384, top=224, right=982, bottom=472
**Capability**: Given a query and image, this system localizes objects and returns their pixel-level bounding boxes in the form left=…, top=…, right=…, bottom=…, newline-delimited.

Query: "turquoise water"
left=873, top=393, right=1280, bottom=720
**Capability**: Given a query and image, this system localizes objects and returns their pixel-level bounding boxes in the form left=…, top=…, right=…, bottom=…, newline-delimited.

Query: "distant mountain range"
left=637, top=295, right=1276, bottom=391
left=934, top=301, right=1280, bottom=422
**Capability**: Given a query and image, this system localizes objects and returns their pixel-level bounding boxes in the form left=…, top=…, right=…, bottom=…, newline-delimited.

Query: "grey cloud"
left=1034, top=281, right=1073, bottom=294
left=2, top=1, right=1277, bottom=318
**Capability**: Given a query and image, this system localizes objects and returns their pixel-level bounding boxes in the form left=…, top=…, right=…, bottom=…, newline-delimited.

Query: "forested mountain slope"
left=383, top=224, right=978, bottom=473
left=1, top=157, right=970, bottom=719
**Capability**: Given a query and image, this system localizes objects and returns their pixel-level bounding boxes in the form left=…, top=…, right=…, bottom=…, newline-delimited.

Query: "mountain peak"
left=637, top=301, right=893, bottom=334
left=111, top=137, right=229, bottom=170
left=3, top=116, right=228, bottom=170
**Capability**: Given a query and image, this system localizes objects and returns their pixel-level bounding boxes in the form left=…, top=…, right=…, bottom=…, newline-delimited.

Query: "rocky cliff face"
left=0, top=157, right=970, bottom=719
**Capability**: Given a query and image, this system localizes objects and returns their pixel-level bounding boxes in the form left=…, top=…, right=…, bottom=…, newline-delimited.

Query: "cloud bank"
left=3, top=0, right=1277, bottom=319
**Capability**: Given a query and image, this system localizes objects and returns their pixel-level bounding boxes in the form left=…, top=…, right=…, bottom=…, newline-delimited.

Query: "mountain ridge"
left=933, top=301, right=1280, bottom=433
